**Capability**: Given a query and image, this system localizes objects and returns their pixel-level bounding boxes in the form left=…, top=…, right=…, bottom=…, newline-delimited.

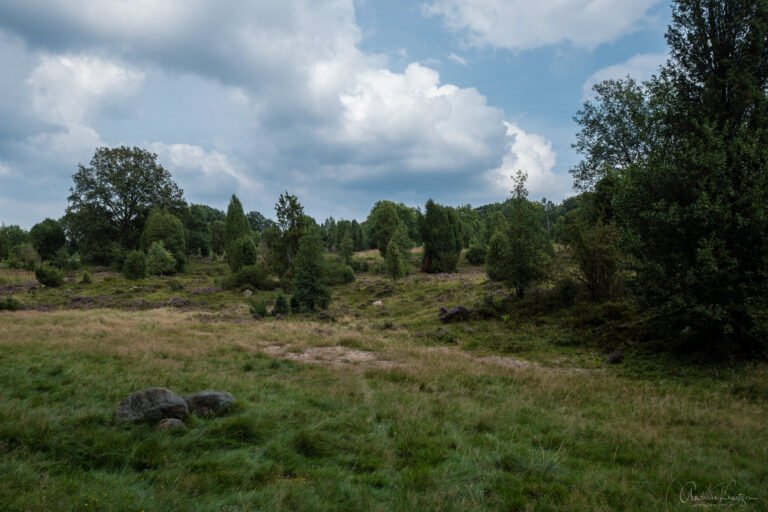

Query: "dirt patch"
left=477, top=355, right=539, bottom=369
left=261, top=344, right=398, bottom=369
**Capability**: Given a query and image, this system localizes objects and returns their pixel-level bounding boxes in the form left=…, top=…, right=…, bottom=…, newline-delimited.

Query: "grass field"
left=0, top=256, right=766, bottom=511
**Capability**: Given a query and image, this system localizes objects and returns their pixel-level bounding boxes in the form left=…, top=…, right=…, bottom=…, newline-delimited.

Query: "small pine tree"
left=224, top=194, right=252, bottom=246
left=339, top=232, right=354, bottom=265
left=146, top=241, right=176, bottom=276
left=385, top=238, right=407, bottom=280
left=273, top=293, right=290, bottom=316
left=421, top=199, right=462, bottom=273
left=291, top=229, right=331, bottom=312
left=123, top=250, right=147, bottom=280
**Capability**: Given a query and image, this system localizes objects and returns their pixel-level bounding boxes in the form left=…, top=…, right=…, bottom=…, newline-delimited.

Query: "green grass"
left=0, top=255, right=766, bottom=511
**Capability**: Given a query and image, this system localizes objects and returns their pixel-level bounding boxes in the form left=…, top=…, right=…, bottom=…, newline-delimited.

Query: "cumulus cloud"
left=490, top=123, right=570, bottom=200
left=582, top=52, right=666, bottom=98
left=424, top=0, right=661, bottom=51
left=0, top=0, right=577, bottom=226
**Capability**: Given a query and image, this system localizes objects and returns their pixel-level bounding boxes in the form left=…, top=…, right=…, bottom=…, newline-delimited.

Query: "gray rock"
left=116, top=387, right=188, bottom=424
left=156, top=418, right=186, bottom=430
left=243, top=289, right=254, bottom=298
left=184, top=390, right=235, bottom=417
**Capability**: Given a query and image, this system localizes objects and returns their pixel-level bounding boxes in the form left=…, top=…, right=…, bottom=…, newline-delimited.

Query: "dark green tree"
left=210, top=221, right=226, bottom=256
left=385, top=238, right=407, bottom=281
left=141, top=209, right=186, bottom=271
left=616, top=0, right=768, bottom=350
left=486, top=171, right=552, bottom=298
left=65, top=146, right=185, bottom=263
left=421, top=199, right=462, bottom=273
left=265, top=192, right=308, bottom=278
left=339, top=232, right=354, bottom=265
left=227, top=237, right=258, bottom=272
left=29, top=219, right=66, bottom=261
left=367, top=201, right=402, bottom=258
left=123, top=250, right=147, bottom=280
left=146, top=241, right=177, bottom=276
left=0, top=225, right=28, bottom=261
left=291, top=228, right=331, bottom=312
left=224, top=194, right=252, bottom=246
left=246, top=210, right=275, bottom=233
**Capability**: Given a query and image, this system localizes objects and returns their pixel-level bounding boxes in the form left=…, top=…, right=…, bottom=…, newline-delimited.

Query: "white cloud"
left=0, top=161, right=14, bottom=176
left=149, top=143, right=262, bottom=194
left=582, top=52, right=666, bottom=98
left=425, top=0, right=660, bottom=51
left=448, top=53, right=467, bottom=66
left=490, top=122, right=570, bottom=199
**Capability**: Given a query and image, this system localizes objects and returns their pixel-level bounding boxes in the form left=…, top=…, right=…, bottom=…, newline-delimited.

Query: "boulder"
left=372, top=300, right=383, bottom=307
left=438, top=305, right=472, bottom=323
left=156, top=418, right=186, bottom=430
left=184, top=390, right=235, bottom=417
left=116, top=387, right=188, bottom=424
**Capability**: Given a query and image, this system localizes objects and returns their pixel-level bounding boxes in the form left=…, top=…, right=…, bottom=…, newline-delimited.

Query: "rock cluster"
left=116, top=387, right=235, bottom=429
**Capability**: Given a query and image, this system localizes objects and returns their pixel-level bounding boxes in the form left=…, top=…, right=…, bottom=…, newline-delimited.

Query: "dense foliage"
left=29, top=219, right=66, bottom=261
left=421, top=199, right=462, bottom=273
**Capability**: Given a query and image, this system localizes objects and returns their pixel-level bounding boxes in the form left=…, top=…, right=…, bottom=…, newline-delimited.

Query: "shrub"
left=141, top=208, right=186, bottom=270
left=110, top=244, right=128, bottom=272
left=123, top=250, right=147, bottom=280
left=421, top=199, right=462, bottom=273
left=323, top=258, right=355, bottom=285
left=465, top=245, right=486, bottom=265
left=226, top=236, right=258, bottom=272
left=51, top=248, right=81, bottom=271
left=80, top=271, right=92, bottom=284
left=146, top=241, right=177, bottom=276
left=567, top=221, right=620, bottom=301
left=0, top=296, right=22, bottom=311
left=226, top=264, right=269, bottom=290
left=553, top=277, right=579, bottom=307
left=248, top=297, right=268, bottom=318
left=385, top=238, right=407, bottom=281
left=273, top=293, right=290, bottom=316
left=350, top=258, right=369, bottom=272
left=7, top=243, right=40, bottom=270
left=35, top=264, right=64, bottom=287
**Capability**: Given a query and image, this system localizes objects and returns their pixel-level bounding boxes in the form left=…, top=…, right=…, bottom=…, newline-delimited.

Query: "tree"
left=65, top=146, right=185, bottom=263
left=0, top=225, right=28, bottom=261
left=421, top=199, right=463, bottom=273
left=367, top=201, right=402, bottom=257
left=265, top=192, right=308, bottom=278
left=339, top=232, right=354, bottom=265
left=385, top=238, right=407, bottom=281
left=210, top=221, right=226, bottom=256
left=486, top=171, right=552, bottom=298
left=183, top=205, right=217, bottom=257
left=246, top=210, right=276, bottom=234
left=146, top=241, right=177, bottom=276
left=141, top=209, right=186, bottom=271
left=291, top=228, right=331, bottom=312
left=123, top=250, right=147, bottom=280
left=571, top=78, right=658, bottom=191
left=567, top=220, right=621, bottom=301
left=620, top=0, right=768, bottom=350
left=224, top=194, right=251, bottom=247
left=226, top=236, right=258, bottom=272
left=29, top=219, right=65, bottom=261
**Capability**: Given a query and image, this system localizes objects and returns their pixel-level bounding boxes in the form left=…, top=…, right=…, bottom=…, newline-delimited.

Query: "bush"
left=29, top=218, right=66, bottom=261
left=146, top=241, right=177, bottom=276
left=465, top=245, right=486, bottom=265
left=385, top=238, right=407, bottom=280
left=248, top=297, right=268, bottom=318
left=7, top=243, right=40, bottom=270
left=51, top=248, right=81, bottom=271
left=226, top=236, right=258, bottom=272
left=0, top=296, right=22, bottom=311
left=553, top=277, right=580, bottom=307
left=35, top=264, right=64, bottom=287
left=123, top=250, right=147, bottom=280
left=225, top=264, right=269, bottom=290
left=141, top=209, right=186, bottom=268
left=80, top=271, right=92, bottom=284
left=323, top=258, right=355, bottom=285
left=350, top=258, right=369, bottom=272
left=110, top=244, right=128, bottom=272
left=273, top=293, right=290, bottom=316
left=292, top=230, right=331, bottom=312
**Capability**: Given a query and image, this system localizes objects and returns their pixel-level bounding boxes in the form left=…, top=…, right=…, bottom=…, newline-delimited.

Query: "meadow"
left=0, top=254, right=766, bottom=511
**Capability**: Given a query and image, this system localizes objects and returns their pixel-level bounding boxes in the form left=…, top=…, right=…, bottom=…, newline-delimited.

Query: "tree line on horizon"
left=1, top=0, right=766, bottom=356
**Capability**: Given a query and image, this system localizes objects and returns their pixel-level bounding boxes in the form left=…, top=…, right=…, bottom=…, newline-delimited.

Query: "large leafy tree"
left=574, top=0, right=768, bottom=351
left=65, top=146, right=184, bottom=263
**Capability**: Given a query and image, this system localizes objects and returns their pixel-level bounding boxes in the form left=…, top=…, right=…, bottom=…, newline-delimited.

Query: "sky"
left=0, top=0, right=671, bottom=227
